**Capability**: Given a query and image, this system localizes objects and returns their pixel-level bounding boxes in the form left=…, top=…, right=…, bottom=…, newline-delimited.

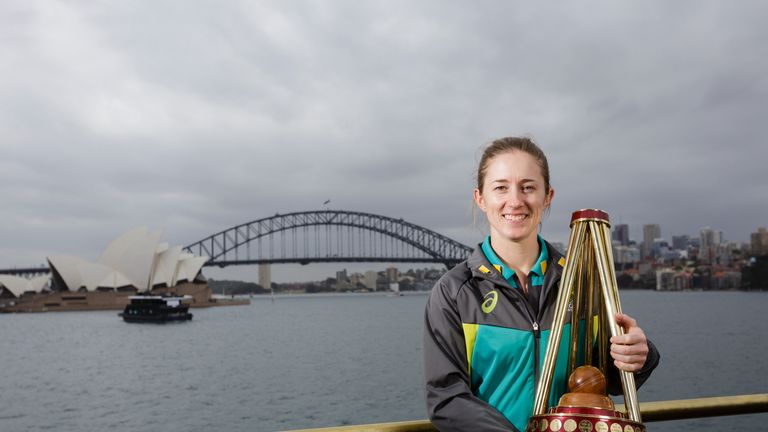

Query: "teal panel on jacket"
left=471, top=324, right=535, bottom=432
left=470, top=323, right=578, bottom=431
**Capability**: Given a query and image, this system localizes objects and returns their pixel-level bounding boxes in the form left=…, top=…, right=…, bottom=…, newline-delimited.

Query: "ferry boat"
left=120, top=295, right=193, bottom=323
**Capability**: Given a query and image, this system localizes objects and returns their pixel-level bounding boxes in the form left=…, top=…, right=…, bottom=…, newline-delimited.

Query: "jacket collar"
left=540, top=241, right=566, bottom=301
left=480, top=235, right=550, bottom=285
left=467, top=238, right=566, bottom=290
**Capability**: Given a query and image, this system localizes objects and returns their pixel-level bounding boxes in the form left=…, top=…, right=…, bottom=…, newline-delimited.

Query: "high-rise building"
left=700, top=227, right=722, bottom=249
left=336, top=269, right=348, bottom=283
left=672, top=235, right=690, bottom=251
left=751, top=227, right=768, bottom=256
left=643, top=224, right=661, bottom=259
left=613, top=224, right=630, bottom=246
left=700, top=227, right=722, bottom=264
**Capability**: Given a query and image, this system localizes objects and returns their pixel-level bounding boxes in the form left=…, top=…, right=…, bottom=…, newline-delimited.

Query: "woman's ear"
left=544, top=187, right=555, bottom=209
left=473, top=188, right=485, bottom=211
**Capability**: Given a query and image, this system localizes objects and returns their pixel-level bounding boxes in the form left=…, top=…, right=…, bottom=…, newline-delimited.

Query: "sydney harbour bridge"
left=183, top=210, right=471, bottom=268
left=1, top=210, right=473, bottom=278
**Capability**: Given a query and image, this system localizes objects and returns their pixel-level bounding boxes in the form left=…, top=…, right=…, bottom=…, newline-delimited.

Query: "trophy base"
left=527, top=406, right=645, bottom=432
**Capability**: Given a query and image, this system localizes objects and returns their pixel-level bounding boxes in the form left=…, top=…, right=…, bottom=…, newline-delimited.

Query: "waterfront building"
left=752, top=227, right=768, bottom=255
left=386, top=267, right=399, bottom=283
left=335, top=269, right=348, bottom=284
left=612, top=224, right=630, bottom=246
left=673, top=272, right=693, bottom=290
left=364, top=271, right=377, bottom=291
left=712, top=271, right=742, bottom=290
left=47, top=227, right=207, bottom=293
left=1, top=227, right=220, bottom=312
left=259, top=263, right=271, bottom=291
left=657, top=269, right=692, bottom=291
left=335, top=269, right=350, bottom=290
left=656, top=269, right=676, bottom=290
left=643, top=224, right=661, bottom=259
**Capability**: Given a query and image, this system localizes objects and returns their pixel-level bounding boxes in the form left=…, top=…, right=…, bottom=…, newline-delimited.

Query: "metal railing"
left=284, top=393, right=768, bottom=431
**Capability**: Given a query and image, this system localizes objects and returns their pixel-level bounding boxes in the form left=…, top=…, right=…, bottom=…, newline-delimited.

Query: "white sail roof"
left=0, top=275, right=29, bottom=297
left=175, top=256, right=208, bottom=284
left=106, top=229, right=161, bottom=292
left=97, top=227, right=148, bottom=268
left=0, top=275, right=51, bottom=297
left=46, top=227, right=205, bottom=293
left=156, top=243, right=169, bottom=254
left=97, top=270, right=134, bottom=290
left=28, top=275, right=50, bottom=293
left=151, top=246, right=182, bottom=288
left=76, top=261, right=115, bottom=292
left=48, top=255, right=90, bottom=291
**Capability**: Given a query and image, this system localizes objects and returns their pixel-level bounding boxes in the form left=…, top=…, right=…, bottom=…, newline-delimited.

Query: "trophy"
left=526, top=209, right=645, bottom=432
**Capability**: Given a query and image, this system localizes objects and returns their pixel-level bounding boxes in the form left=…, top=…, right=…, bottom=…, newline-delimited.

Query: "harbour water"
left=1, top=291, right=766, bottom=431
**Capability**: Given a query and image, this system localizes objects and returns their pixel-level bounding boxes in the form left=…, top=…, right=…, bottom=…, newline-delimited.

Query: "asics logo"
left=482, top=290, right=498, bottom=314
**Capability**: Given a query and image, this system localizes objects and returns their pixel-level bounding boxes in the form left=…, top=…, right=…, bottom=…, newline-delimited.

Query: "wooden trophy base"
left=527, top=407, right=645, bottom=432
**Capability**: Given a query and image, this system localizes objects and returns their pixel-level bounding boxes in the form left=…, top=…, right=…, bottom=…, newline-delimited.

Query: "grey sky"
left=2, top=1, right=766, bottom=282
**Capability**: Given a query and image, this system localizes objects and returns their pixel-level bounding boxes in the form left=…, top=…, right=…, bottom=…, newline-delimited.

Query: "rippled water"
left=1, top=291, right=766, bottom=431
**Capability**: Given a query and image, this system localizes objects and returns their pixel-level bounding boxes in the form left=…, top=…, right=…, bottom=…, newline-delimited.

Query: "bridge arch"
left=184, top=210, right=472, bottom=268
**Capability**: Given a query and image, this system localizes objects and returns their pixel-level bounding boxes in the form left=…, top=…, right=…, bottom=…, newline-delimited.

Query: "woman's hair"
left=476, top=136, right=551, bottom=194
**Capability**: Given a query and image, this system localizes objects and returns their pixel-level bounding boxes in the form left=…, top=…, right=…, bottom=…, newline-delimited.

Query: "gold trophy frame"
left=527, top=209, right=644, bottom=432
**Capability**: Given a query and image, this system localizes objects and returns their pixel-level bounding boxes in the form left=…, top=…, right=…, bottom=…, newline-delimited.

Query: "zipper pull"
left=533, top=321, right=540, bottom=337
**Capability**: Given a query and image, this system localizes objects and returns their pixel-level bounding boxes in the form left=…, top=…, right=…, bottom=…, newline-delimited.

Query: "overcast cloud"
left=2, top=1, right=766, bottom=282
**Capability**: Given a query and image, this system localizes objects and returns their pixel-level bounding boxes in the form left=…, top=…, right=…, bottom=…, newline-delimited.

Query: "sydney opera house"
left=0, top=227, right=235, bottom=312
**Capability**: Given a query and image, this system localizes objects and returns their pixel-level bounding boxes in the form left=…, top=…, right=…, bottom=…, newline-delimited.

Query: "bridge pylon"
left=259, top=263, right=271, bottom=291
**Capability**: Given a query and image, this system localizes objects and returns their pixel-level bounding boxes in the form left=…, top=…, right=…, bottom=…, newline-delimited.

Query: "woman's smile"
left=501, top=213, right=528, bottom=222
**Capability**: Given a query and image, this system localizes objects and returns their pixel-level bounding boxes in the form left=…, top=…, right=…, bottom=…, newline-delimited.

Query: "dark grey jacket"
left=423, top=242, right=660, bottom=431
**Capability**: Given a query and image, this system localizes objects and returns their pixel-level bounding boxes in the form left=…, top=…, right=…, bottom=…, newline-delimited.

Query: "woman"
left=423, top=137, right=659, bottom=432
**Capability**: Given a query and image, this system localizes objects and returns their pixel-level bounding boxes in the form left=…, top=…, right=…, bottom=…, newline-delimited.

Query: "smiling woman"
left=422, top=137, right=660, bottom=432
left=472, top=138, right=554, bottom=289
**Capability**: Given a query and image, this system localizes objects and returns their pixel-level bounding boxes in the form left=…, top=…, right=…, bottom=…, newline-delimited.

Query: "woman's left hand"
left=610, top=313, right=649, bottom=372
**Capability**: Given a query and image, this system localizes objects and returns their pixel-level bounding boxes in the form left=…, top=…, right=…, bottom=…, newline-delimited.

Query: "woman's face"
left=473, top=150, right=554, bottom=245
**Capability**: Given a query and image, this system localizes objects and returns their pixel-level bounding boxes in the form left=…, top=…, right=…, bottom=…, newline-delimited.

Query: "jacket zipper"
left=505, top=276, right=542, bottom=388
left=532, top=321, right=541, bottom=383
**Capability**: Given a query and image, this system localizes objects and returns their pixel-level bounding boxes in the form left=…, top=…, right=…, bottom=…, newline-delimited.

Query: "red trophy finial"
left=570, top=209, right=610, bottom=227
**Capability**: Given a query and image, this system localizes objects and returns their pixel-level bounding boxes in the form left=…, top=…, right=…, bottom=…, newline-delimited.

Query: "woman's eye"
left=522, top=185, right=535, bottom=193
left=494, top=185, right=507, bottom=191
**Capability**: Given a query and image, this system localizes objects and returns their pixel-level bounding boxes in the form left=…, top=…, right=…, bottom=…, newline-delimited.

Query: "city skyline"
left=2, top=213, right=764, bottom=284
left=2, top=2, right=767, bottom=285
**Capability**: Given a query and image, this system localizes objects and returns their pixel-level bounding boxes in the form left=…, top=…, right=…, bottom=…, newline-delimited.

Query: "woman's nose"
left=506, top=189, right=524, bottom=207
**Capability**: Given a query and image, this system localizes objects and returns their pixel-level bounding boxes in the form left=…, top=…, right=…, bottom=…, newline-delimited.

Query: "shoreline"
left=0, top=282, right=250, bottom=313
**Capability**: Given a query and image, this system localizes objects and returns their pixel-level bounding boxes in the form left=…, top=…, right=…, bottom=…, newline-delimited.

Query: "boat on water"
left=119, top=295, right=193, bottom=323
